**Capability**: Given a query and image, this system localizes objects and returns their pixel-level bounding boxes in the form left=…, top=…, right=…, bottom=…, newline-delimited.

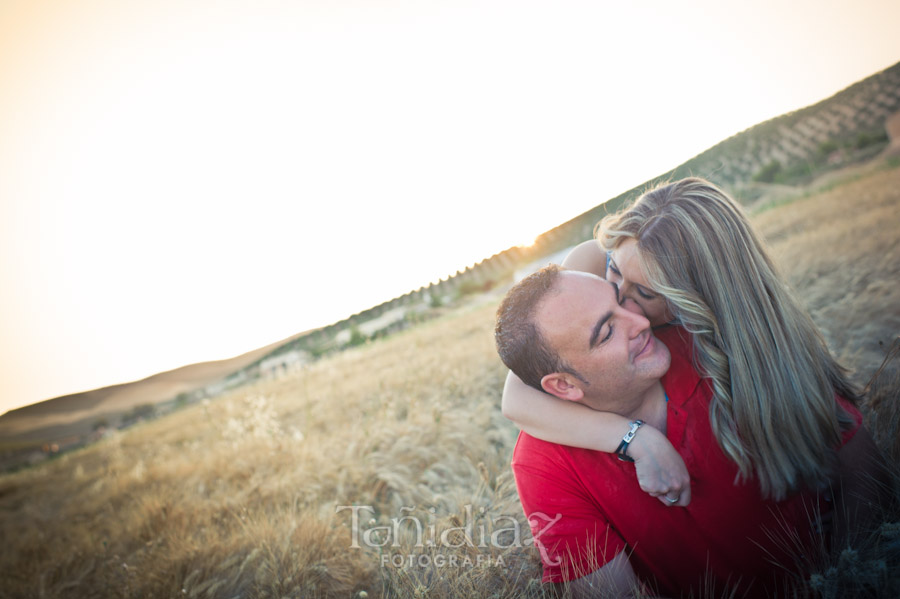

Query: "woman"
left=502, top=177, right=862, bottom=504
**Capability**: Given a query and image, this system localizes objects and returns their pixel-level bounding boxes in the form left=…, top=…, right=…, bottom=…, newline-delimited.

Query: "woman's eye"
left=637, top=288, right=656, bottom=300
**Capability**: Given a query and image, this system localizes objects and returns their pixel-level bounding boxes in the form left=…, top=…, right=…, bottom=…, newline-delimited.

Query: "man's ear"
left=540, top=373, right=585, bottom=402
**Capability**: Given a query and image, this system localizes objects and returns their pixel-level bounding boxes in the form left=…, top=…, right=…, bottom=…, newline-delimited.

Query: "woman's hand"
left=628, top=426, right=691, bottom=507
left=502, top=370, right=692, bottom=507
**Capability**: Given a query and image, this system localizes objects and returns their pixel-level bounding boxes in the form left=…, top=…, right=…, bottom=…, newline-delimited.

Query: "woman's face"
left=606, top=239, right=674, bottom=327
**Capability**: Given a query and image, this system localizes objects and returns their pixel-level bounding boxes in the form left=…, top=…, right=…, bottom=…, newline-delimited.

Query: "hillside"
left=0, top=331, right=307, bottom=451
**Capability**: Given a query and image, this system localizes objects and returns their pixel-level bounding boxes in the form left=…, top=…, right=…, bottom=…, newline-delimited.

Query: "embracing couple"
left=494, top=178, right=889, bottom=597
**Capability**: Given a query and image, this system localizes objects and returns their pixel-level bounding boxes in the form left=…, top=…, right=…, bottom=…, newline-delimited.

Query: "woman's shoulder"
left=561, top=240, right=607, bottom=275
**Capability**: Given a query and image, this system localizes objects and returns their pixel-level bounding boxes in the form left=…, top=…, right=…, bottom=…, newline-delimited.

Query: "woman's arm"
left=502, top=369, right=691, bottom=506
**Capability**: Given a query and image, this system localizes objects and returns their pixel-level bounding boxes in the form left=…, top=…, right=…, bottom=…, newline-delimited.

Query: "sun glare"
left=517, top=235, right=539, bottom=249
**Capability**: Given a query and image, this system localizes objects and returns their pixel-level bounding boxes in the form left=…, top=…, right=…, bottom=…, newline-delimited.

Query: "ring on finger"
left=664, top=495, right=679, bottom=504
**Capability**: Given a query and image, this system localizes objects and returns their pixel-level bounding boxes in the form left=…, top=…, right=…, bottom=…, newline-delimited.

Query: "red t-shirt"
left=511, top=326, right=862, bottom=597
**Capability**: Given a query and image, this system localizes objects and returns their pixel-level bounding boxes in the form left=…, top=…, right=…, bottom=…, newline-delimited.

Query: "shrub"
left=753, top=160, right=782, bottom=183
left=855, top=130, right=889, bottom=150
left=121, top=403, right=156, bottom=427
left=348, top=326, right=368, bottom=347
left=817, top=140, right=840, bottom=159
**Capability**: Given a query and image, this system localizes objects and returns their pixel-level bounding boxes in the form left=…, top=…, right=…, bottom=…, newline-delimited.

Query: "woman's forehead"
left=612, top=240, right=650, bottom=283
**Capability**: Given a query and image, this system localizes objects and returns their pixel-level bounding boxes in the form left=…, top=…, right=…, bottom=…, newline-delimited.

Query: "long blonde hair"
left=598, top=177, right=858, bottom=500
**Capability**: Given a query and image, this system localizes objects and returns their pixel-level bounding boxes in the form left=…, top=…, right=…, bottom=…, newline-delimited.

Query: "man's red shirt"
left=511, top=326, right=861, bottom=596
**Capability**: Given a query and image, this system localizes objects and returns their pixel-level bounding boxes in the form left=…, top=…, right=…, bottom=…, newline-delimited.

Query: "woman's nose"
left=621, top=298, right=651, bottom=331
left=617, top=281, right=638, bottom=301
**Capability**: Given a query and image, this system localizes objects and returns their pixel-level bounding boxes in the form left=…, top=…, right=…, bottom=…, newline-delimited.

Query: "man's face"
left=535, top=271, right=671, bottom=411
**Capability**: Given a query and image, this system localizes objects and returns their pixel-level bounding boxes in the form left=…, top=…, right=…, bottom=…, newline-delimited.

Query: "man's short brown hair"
left=495, top=265, right=582, bottom=390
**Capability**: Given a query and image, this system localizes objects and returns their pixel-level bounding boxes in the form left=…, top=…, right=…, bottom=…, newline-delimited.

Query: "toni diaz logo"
left=335, top=505, right=562, bottom=566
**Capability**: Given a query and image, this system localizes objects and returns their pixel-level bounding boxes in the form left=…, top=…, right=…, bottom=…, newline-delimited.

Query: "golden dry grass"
left=1, top=160, right=898, bottom=598
left=753, top=162, right=900, bottom=378
left=0, top=303, right=542, bottom=598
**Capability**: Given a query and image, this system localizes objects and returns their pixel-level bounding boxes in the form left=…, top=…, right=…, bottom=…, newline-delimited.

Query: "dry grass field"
left=1, top=159, right=899, bottom=598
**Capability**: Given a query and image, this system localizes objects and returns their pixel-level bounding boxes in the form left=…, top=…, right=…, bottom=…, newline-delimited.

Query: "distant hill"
left=0, top=331, right=306, bottom=449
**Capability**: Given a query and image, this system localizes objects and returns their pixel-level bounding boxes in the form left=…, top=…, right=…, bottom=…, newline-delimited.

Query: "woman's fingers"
left=650, top=481, right=691, bottom=507
left=631, top=428, right=692, bottom=506
left=636, top=467, right=692, bottom=506
left=663, top=485, right=690, bottom=507
left=676, top=484, right=691, bottom=506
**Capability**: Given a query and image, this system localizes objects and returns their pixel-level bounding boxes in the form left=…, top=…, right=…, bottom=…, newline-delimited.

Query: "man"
left=494, top=265, right=869, bottom=597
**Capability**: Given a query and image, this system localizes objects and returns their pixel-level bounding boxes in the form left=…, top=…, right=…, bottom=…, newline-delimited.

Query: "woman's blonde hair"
left=598, top=177, right=858, bottom=500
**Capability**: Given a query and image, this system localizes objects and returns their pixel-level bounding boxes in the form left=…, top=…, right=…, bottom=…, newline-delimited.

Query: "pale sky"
left=1, top=0, right=898, bottom=415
